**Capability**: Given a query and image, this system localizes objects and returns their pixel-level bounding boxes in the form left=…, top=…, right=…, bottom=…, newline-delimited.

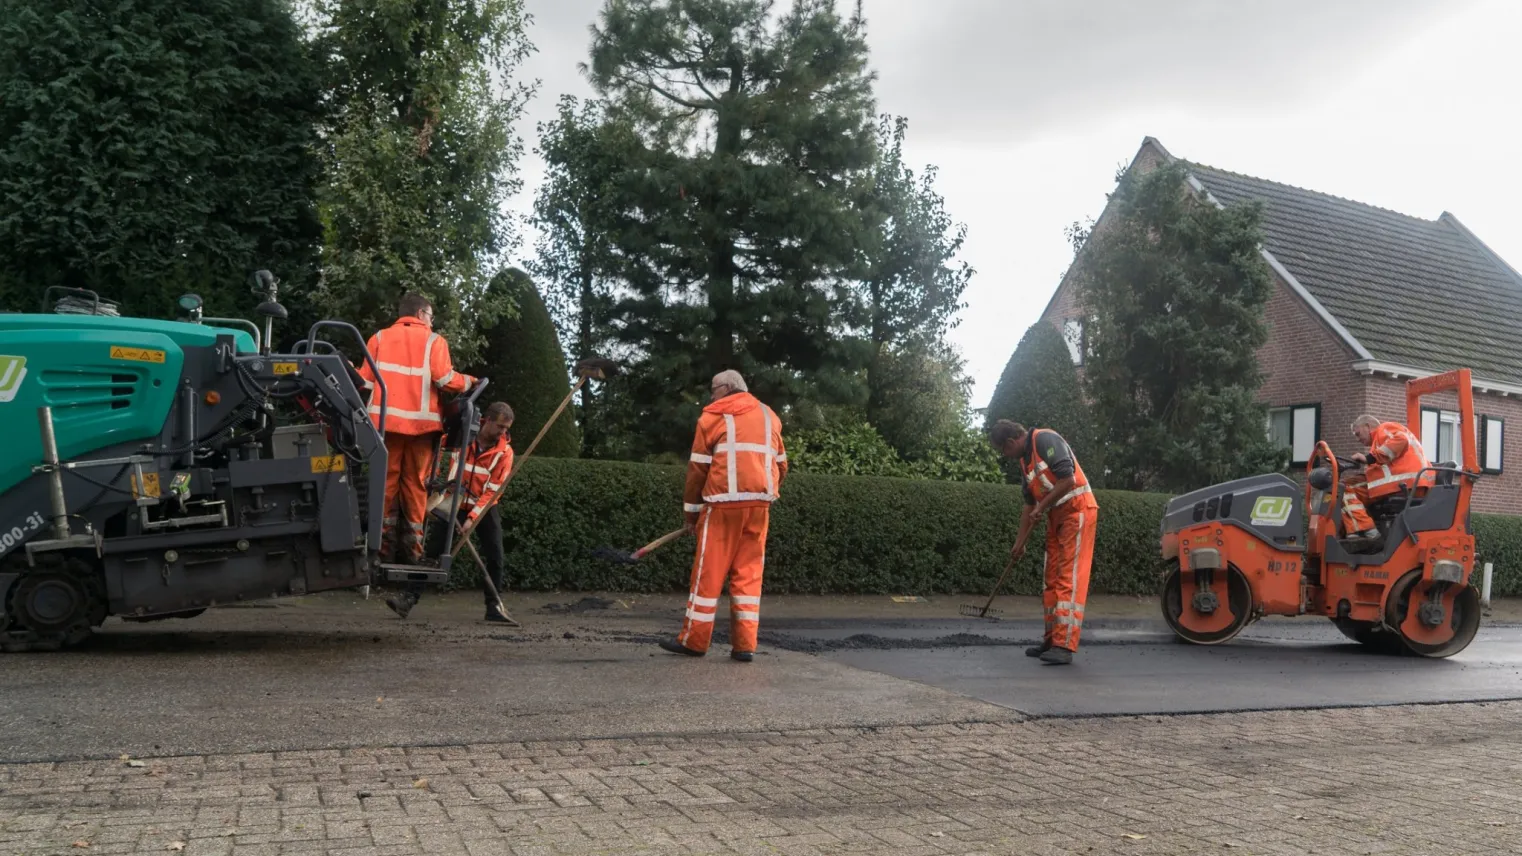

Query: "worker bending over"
left=991, top=420, right=1098, bottom=666
left=1345, top=414, right=1435, bottom=536
left=357, top=294, right=475, bottom=571
left=390, top=402, right=516, bottom=622
left=660, top=370, right=787, bottom=663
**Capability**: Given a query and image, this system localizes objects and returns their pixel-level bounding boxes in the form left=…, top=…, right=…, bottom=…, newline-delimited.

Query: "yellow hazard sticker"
left=310, top=455, right=346, bottom=473
left=132, top=472, right=161, bottom=498
left=110, top=345, right=166, bottom=364
left=272, top=362, right=299, bottom=375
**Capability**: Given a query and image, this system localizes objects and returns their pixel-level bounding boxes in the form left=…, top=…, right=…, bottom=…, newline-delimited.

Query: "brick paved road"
left=5, top=702, right=1521, bottom=856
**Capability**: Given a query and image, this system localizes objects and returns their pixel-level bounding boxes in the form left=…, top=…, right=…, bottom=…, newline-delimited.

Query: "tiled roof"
left=1181, top=159, right=1522, bottom=386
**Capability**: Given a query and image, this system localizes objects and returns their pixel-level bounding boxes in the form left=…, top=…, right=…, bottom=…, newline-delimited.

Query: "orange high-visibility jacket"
left=1364, top=421, right=1435, bottom=500
left=441, top=431, right=513, bottom=524
left=357, top=316, right=474, bottom=435
left=1020, top=428, right=1097, bottom=514
left=682, top=392, right=788, bottom=518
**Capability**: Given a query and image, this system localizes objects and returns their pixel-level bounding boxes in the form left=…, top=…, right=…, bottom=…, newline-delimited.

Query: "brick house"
left=1042, top=137, right=1520, bottom=514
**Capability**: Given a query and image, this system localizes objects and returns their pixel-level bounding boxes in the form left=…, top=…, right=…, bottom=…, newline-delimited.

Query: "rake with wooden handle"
left=590, top=527, right=687, bottom=564
left=960, top=554, right=1019, bottom=619
left=449, top=357, right=618, bottom=559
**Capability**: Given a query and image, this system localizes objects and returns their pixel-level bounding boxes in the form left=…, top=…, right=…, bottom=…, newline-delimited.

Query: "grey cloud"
left=865, top=0, right=1463, bottom=142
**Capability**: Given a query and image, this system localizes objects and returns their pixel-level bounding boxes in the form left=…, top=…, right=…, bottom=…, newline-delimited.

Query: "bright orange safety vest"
left=683, top=392, right=788, bottom=514
left=441, top=432, right=513, bottom=524
left=1364, top=421, right=1435, bottom=500
left=1020, top=428, right=1097, bottom=514
left=356, top=316, right=473, bottom=435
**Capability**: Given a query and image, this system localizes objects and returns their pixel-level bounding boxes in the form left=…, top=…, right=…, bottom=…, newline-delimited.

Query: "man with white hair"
left=659, top=369, right=787, bottom=663
left=1345, top=414, right=1435, bottom=536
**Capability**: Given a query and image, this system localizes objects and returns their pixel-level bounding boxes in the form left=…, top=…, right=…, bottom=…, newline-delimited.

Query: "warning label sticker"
left=110, top=346, right=166, bottom=364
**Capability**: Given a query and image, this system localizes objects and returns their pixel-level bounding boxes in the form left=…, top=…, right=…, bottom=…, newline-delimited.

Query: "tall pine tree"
left=529, top=96, right=641, bottom=456
left=1071, top=160, right=1285, bottom=492
left=584, top=0, right=880, bottom=455
left=0, top=0, right=324, bottom=316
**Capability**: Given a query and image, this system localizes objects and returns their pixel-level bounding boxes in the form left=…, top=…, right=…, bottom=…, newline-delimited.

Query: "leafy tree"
left=1070, top=160, right=1285, bottom=492
left=465, top=269, right=580, bottom=458
left=308, top=0, right=535, bottom=364
left=788, top=422, right=908, bottom=479
left=0, top=0, right=324, bottom=317
left=984, top=322, right=1094, bottom=478
left=584, top=0, right=880, bottom=455
left=529, top=96, right=642, bottom=456
left=859, top=114, right=972, bottom=439
left=869, top=338, right=975, bottom=460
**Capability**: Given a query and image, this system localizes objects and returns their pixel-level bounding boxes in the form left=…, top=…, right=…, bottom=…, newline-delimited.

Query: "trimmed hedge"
left=451, top=457, right=1169, bottom=595
left=448, top=457, right=1522, bottom=597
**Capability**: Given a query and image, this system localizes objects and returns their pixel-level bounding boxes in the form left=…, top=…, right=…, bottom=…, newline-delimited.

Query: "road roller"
left=1159, top=369, right=1483, bottom=657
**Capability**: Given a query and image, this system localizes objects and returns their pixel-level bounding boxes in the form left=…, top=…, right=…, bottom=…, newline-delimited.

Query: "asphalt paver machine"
left=0, top=276, right=480, bottom=651
left=1159, top=369, right=1483, bottom=657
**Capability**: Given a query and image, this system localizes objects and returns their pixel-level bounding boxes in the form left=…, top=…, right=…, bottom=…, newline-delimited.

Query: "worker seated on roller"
left=1345, top=414, right=1435, bottom=537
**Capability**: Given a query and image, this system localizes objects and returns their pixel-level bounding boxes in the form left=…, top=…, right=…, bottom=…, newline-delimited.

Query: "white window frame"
left=1062, top=318, right=1084, bottom=366
left=1267, top=403, right=1319, bottom=466
left=1420, top=407, right=1472, bottom=467
left=1481, top=415, right=1505, bottom=474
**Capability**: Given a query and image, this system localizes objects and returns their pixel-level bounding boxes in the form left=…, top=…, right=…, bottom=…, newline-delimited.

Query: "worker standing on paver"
left=355, top=294, right=475, bottom=594
left=990, top=420, right=1098, bottom=666
left=659, top=370, right=787, bottom=663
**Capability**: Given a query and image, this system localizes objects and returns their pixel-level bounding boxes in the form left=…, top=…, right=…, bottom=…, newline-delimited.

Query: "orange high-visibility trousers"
left=1043, top=506, right=1097, bottom=652
left=678, top=505, right=769, bottom=654
left=1341, top=483, right=1376, bottom=534
left=381, top=432, right=437, bottom=563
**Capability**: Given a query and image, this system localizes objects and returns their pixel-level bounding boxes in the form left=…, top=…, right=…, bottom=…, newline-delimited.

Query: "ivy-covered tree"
left=984, top=322, right=1095, bottom=481
left=584, top=0, right=880, bottom=455
left=0, top=0, right=324, bottom=317
left=466, top=269, right=580, bottom=459
left=859, top=114, right=973, bottom=447
left=309, top=0, right=535, bottom=364
left=1071, top=160, right=1285, bottom=492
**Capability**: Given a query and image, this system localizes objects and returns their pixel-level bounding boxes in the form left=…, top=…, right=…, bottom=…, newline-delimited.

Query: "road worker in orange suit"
left=659, top=370, right=787, bottom=663
left=354, top=294, right=474, bottom=600
left=398, top=402, right=516, bottom=623
left=990, top=420, right=1098, bottom=666
left=1344, top=413, right=1435, bottom=537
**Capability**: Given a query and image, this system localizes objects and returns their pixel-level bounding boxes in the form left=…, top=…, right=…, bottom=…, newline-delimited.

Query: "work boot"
left=1351, top=528, right=1380, bottom=539
left=385, top=591, right=417, bottom=620
left=731, top=650, right=754, bottom=663
left=658, top=638, right=705, bottom=657
left=1026, top=643, right=1051, bottom=658
left=485, top=604, right=519, bottom=626
left=1039, top=647, right=1073, bottom=665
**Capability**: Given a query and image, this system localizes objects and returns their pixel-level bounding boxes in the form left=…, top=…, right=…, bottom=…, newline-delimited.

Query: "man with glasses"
left=659, top=370, right=787, bottom=663
left=356, top=294, right=475, bottom=603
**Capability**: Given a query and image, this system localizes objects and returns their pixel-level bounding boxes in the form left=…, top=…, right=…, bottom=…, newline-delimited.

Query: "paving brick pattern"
left=5, top=702, right=1522, bottom=856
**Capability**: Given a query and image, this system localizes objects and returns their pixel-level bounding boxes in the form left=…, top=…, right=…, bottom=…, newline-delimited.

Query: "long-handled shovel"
left=449, top=357, right=618, bottom=559
left=960, top=554, right=1019, bottom=620
left=591, top=527, right=687, bottom=565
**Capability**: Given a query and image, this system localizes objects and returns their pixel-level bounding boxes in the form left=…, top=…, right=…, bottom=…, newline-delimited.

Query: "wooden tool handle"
left=633, top=527, right=687, bottom=559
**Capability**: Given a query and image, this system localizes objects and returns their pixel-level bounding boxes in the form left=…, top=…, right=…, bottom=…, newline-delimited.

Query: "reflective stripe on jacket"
left=1021, top=428, right=1098, bottom=514
left=442, top=432, right=513, bottom=523
left=1364, top=421, right=1435, bottom=500
left=356, top=316, right=473, bottom=435
left=683, top=392, right=788, bottom=514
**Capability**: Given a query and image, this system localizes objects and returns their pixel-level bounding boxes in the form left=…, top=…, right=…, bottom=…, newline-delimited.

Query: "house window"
left=1268, top=404, right=1319, bottom=465
left=1419, top=407, right=1470, bottom=466
left=1062, top=318, right=1084, bottom=366
left=1481, top=415, right=1504, bottom=474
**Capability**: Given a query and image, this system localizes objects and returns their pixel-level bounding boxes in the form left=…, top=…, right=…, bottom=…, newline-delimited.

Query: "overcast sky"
left=508, top=0, right=1522, bottom=408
